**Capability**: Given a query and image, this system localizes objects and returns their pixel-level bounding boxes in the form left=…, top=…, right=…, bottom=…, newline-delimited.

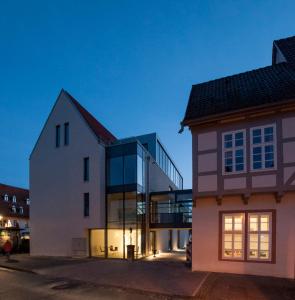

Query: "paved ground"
left=1, top=254, right=294, bottom=299
left=0, top=267, right=163, bottom=300
left=38, top=259, right=207, bottom=297
left=197, top=272, right=295, bottom=300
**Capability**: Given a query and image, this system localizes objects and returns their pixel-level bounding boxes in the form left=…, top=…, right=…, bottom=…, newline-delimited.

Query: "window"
left=55, top=125, right=61, bottom=147
left=26, top=198, right=30, bottom=205
left=83, top=157, right=89, bottom=182
left=19, top=206, right=24, bottom=214
left=84, top=193, right=89, bottom=217
left=11, top=205, right=16, bottom=213
left=251, top=124, right=276, bottom=171
left=220, top=211, right=275, bottom=263
left=108, top=157, right=123, bottom=186
left=222, top=214, right=244, bottom=260
left=248, top=213, right=271, bottom=261
left=12, top=195, right=16, bottom=203
left=64, top=122, right=69, bottom=145
left=222, top=130, right=246, bottom=174
left=4, top=194, right=8, bottom=202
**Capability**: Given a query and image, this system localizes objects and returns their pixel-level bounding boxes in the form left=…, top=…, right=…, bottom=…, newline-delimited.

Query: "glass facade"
left=106, top=142, right=147, bottom=259
left=156, top=141, right=183, bottom=189
left=150, top=190, right=192, bottom=228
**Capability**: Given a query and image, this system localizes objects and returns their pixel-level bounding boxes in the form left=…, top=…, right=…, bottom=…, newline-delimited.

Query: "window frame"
left=84, top=193, right=90, bottom=217
left=219, top=210, right=276, bottom=264
left=247, top=212, right=272, bottom=262
left=222, top=129, right=246, bottom=175
left=250, top=124, right=277, bottom=172
left=55, top=125, right=61, bottom=148
left=221, top=213, right=245, bottom=260
left=83, top=157, right=90, bottom=182
left=64, top=122, right=69, bottom=146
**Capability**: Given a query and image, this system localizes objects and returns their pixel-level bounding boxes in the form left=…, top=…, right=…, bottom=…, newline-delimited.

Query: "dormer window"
left=12, top=195, right=17, bottom=203
left=4, top=194, right=8, bottom=202
left=26, top=198, right=30, bottom=205
left=11, top=205, right=16, bottom=213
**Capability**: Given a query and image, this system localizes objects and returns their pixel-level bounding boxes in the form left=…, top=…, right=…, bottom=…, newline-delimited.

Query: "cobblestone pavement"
left=195, top=272, right=295, bottom=300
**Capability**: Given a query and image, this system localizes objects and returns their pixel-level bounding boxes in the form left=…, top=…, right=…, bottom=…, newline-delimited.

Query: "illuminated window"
left=11, top=205, right=16, bottom=213
left=251, top=124, right=276, bottom=171
left=222, top=130, right=246, bottom=174
left=12, top=195, right=16, bottom=203
left=19, top=207, right=24, bottom=214
left=248, top=213, right=271, bottom=261
left=4, top=194, right=8, bottom=202
left=26, top=198, right=30, bottom=205
left=222, top=214, right=244, bottom=260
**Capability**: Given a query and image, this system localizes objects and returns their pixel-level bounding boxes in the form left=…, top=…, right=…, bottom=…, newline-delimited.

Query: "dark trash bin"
left=127, top=245, right=135, bottom=261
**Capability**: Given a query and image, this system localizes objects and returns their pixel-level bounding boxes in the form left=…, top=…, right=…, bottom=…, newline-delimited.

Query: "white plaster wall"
left=30, top=92, right=106, bottom=257
left=252, top=175, right=277, bottom=188
left=224, top=177, right=246, bottom=190
left=198, top=175, right=217, bottom=192
left=192, top=193, right=295, bottom=279
left=198, top=153, right=217, bottom=173
left=282, top=116, right=295, bottom=139
left=283, top=142, right=295, bottom=163
left=197, top=131, right=217, bottom=151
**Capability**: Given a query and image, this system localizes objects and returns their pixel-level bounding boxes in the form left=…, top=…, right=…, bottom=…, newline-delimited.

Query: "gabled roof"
left=64, top=90, right=117, bottom=144
left=182, top=36, right=295, bottom=125
left=273, top=35, right=295, bottom=65
left=0, top=183, right=29, bottom=218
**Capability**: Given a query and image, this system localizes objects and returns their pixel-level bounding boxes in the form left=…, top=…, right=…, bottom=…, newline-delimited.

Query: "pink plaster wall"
left=192, top=193, right=295, bottom=279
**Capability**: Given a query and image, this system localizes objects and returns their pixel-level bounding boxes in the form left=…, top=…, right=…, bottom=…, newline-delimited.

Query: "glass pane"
left=224, top=234, right=232, bottom=242
left=253, top=129, right=261, bottom=137
left=108, top=157, right=123, bottom=186
left=108, top=229, right=124, bottom=258
left=264, top=135, right=273, bottom=143
left=137, top=155, right=143, bottom=187
left=224, top=242, right=232, bottom=249
left=249, top=250, right=258, bottom=258
left=224, top=249, right=232, bottom=257
left=234, top=216, right=243, bottom=231
left=236, top=164, right=244, bottom=171
left=249, top=216, right=258, bottom=231
left=265, top=145, right=274, bottom=153
left=235, top=149, right=243, bottom=157
left=124, top=155, right=137, bottom=184
left=225, top=151, right=233, bottom=159
left=264, top=127, right=273, bottom=135
left=253, top=147, right=262, bottom=154
left=107, top=193, right=124, bottom=228
left=260, top=216, right=269, bottom=231
left=233, top=249, right=243, bottom=258
left=253, top=137, right=261, bottom=144
left=90, top=229, right=105, bottom=257
left=235, top=132, right=244, bottom=147
left=253, top=162, right=262, bottom=170
left=265, top=160, right=274, bottom=168
left=259, top=250, right=269, bottom=259
left=224, top=217, right=232, bottom=231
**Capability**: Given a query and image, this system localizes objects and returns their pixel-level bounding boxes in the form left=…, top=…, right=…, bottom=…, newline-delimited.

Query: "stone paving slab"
left=37, top=259, right=208, bottom=297
left=0, top=254, right=89, bottom=272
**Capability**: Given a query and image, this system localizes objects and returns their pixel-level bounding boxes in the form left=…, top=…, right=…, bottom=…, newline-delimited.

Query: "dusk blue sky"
left=1, top=1, right=295, bottom=189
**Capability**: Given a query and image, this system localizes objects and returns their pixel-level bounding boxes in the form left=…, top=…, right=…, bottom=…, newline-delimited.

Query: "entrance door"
left=149, top=231, right=156, bottom=254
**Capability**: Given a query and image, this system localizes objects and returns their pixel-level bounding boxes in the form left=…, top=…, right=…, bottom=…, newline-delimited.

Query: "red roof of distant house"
left=64, top=90, right=117, bottom=144
left=0, top=183, right=29, bottom=218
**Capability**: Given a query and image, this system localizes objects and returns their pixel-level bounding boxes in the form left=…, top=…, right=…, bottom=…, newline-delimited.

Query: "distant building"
left=30, top=90, right=191, bottom=258
left=0, top=183, right=30, bottom=250
left=182, top=36, right=295, bottom=279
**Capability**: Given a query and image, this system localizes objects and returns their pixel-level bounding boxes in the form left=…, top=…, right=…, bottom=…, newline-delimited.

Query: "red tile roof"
left=64, top=90, right=117, bottom=144
left=0, top=183, right=29, bottom=219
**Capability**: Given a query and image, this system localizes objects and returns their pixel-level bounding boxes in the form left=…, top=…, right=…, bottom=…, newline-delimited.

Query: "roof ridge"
left=0, top=183, right=29, bottom=192
left=191, top=62, right=291, bottom=87
left=274, top=35, right=295, bottom=44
